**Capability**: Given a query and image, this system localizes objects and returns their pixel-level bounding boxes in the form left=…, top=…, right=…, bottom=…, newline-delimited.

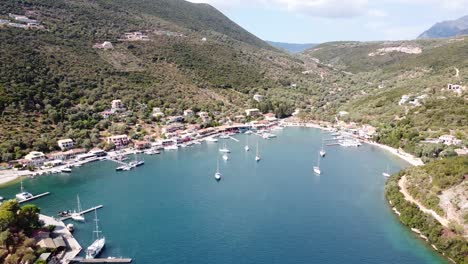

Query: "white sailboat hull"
left=86, top=237, right=106, bottom=259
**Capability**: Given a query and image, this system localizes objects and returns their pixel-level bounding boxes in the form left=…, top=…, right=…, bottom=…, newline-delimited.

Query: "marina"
left=0, top=127, right=445, bottom=264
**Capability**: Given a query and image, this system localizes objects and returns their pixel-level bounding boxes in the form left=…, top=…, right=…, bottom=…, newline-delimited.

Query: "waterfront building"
left=107, top=135, right=130, bottom=148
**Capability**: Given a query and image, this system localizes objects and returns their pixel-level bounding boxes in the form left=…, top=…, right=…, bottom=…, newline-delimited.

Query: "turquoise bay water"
left=1, top=127, right=446, bottom=264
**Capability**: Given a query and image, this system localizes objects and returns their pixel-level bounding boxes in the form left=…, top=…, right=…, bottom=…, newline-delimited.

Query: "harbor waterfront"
left=0, top=127, right=447, bottom=264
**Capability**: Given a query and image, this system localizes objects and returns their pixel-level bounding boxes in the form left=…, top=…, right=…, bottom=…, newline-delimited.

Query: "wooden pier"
left=72, top=258, right=132, bottom=263
left=18, top=192, right=50, bottom=204
left=60, top=205, right=104, bottom=221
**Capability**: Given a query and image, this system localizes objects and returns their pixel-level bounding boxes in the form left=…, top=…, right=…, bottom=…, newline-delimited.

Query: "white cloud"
left=189, top=0, right=370, bottom=18
left=367, top=9, right=387, bottom=17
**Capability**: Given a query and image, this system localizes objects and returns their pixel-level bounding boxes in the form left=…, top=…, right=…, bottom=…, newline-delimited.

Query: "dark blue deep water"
left=0, top=127, right=447, bottom=263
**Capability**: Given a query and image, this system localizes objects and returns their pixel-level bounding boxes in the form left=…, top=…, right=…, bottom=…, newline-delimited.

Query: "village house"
left=166, top=115, right=184, bottom=124
left=121, top=32, right=149, bottom=41
left=100, top=110, right=113, bottom=119
left=162, top=123, right=185, bottom=134
left=292, top=109, right=300, bottom=116
left=107, top=135, right=130, bottom=148
left=111, top=99, right=125, bottom=112
left=152, top=107, right=164, bottom=118
left=264, top=113, right=277, bottom=121
left=358, top=125, right=377, bottom=139
left=253, top=94, right=264, bottom=102
left=338, top=111, right=349, bottom=117
left=398, top=95, right=410, bottom=105
left=234, top=115, right=246, bottom=123
left=183, top=109, right=194, bottom=117
left=439, top=135, right=462, bottom=146
left=93, top=41, right=114, bottom=50
left=89, top=148, right=107, bottom=157
left=9, top=13, right=37, bottom=23
left=446, top=84, right=465, bottom=95
left=245, top=108, right=261, bottom=117
left=134, top=141, right=151, bottom=150
left=57, top=138, right=74, bottom=151
left=0, top=19, right=10, bottom=25
left=46, top=148, right=86, bottom=161
left=23, top=151, right=46, bottom=166
left=197, top=111, right=211, bottom=123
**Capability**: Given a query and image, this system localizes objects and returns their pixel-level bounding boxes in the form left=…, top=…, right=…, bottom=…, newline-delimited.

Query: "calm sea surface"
left=0, top=127, right=447, bottom=264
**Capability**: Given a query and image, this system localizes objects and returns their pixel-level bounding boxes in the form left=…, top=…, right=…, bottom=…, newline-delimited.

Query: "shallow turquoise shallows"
left=0, top=128, right=447, bottom=264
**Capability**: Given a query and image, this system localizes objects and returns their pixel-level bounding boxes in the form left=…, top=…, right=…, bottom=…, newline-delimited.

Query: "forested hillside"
left=0, top=0, right=309, bottom=160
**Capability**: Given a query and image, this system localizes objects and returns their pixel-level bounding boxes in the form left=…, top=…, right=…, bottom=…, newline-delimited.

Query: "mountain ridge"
left=418, top=15, right=468, bottom=39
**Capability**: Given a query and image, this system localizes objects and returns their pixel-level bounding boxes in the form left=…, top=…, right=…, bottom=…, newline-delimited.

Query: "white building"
left=447, top=84, right=464, bottom=95
left=338, top=111, right=349, bottom=117
left=24, top=151, right=46, bottom=166
left=93, top=41, right=114, bottom=50
left=183, top=109, right=194, bottom=117
left=399, top=95, right=410, bottom=105
left=439, top=135, right=462, bottom=146
left=111, top=99, right=124, bottom=112
left=57, top=139, right=74, bottom=151
left=253, top=94, right=264, bottom=102
left=245, top=108, right=261, bottom=117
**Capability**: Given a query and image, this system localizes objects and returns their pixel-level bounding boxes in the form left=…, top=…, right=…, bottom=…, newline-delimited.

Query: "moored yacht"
left=61, top=167, right=72, bottom=173
left=15, top=178, right=33, bottom=201
left=382, top=165, right=391, bottom=177
left=85, top=209, right=106, bottom=259
left=205, top=137, right=218, bottom=143
left=219, top=142, right=230, bottom=153
left=71, top=195, right=85, bottom=222
left=313, top=154, right=321, bottom=175
left=319, top=140, right=326, bottom=157
left=214, top=157, right=222, bottom=181
left=255, top=141, right=261, bottom=162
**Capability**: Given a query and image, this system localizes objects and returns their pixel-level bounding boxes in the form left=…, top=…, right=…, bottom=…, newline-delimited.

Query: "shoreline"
left=0, top=121, right=424, bottom=187
left=281, top=120, right=424, bottom=167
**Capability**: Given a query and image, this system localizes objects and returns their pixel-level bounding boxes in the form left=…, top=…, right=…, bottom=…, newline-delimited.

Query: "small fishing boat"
left=222, top=153, right=229, bottom=161
left=319, top=140, right=326, bottom=157
left=61, top=167, right=72, bottom=173
left=382, top=165, right=391, bottom=177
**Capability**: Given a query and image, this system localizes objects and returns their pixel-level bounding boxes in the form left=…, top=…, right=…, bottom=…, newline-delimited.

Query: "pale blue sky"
left=189, top=0, right=468, bottom=43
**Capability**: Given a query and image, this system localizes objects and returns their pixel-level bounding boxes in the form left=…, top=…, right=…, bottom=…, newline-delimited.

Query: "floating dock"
left=18, top=192, right=50, bottom=204
left=228, top=136, right=240, bottom=142
left=72, top=258, right=132, bottom=263
left=60, top=205, right=104, bottom=221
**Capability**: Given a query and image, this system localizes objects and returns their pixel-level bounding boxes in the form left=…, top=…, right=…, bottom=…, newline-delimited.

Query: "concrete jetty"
left=60, top=205, right=104, bottom=221
left=18, top=192, right=50, bottom=204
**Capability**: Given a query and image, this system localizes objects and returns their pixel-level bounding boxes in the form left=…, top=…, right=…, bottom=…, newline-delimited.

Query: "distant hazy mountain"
left=267, top=41, right=318, bottom=53
left=418, top=15, right=468, bottom=39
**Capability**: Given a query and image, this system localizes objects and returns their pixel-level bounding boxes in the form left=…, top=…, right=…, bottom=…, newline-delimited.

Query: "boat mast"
left=216, top=156, right=220, bottom=174
left=20, top=176, right=24, bottom=193
left=77, top=195, right=82, bottom=213
left=93, top=209, right=102, bottom=240
left=317, top=153, right=320, bottom=167
left=256, top=141, right=259, bottom=156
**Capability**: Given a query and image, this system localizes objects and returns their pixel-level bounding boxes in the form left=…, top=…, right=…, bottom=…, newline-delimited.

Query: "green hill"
left=0, top=0, right=303, bottom=159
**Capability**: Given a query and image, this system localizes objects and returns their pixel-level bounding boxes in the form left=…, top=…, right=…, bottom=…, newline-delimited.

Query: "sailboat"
left=382, top=165, right=391, bottom=177
left=15, top=177, right=33, bottom=201
left=219, top=141, right=230, bottom=153
left=71, top=195, right=85, bottom=222
left=85, top=209, right=106, bottom=259
left=215, top=157, right=222, bottom=181
left=255, top=141, right=261, bottom=162
left=319, top=140, right=326, bottom=157
left=222, top=153, right=229, bottom=161
left=245, top=135, right=250, bottom=152
left=313, top=153, right=321, bottom=175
